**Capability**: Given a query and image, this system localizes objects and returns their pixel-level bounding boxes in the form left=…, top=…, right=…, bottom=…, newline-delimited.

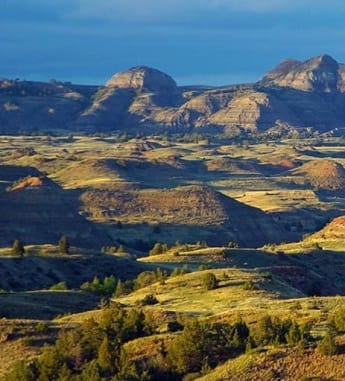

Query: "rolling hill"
left=0, top=165, right=111, bottom=247
left=80, top=185, right=288, bottom=247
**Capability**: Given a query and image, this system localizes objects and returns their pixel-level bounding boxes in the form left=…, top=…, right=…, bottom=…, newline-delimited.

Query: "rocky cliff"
left=2, top=55, right=345, bottom=136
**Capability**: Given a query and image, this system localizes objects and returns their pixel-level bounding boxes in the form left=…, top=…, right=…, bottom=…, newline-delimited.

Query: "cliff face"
left=3, top=55, right=345, bottom=136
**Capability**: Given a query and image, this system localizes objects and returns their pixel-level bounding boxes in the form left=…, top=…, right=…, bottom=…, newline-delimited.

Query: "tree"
left=114, top=280, right=125, bottom=297
left=149, top=242, right=168, bottom=256
left=202, top=273, right=218, bottom=290
left=330, top=306, right=345, bottom=333
left=117, top=245, right=125, bottom=254
left=317, top=330, right=337, bottom=355
left=4, top=360, right=37, bottom=381
left=12, top=240, right=25, bottom=256
left=285, top=322, right=301, bottom=345
left=97, top=336, right=113, bottom=372
left=102, top=275, right=117, bottom=297
left=58, top=235, right=69, bottom=255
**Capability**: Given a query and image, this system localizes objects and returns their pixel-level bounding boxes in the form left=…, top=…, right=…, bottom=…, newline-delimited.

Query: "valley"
left=1, top=55, right=345, bottom=380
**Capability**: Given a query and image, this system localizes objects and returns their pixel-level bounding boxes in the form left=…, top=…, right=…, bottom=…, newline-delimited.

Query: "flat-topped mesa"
left=105, top=66, right=178, bottom=93
left=261, top=54, right=345, bottom=92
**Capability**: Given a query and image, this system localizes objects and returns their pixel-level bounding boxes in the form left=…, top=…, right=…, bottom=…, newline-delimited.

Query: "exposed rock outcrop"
left=3, top=55, right=345, bottom=136
left=261, top=54, right=344, bottom=92
left=106, top=66, right=178, bottom=93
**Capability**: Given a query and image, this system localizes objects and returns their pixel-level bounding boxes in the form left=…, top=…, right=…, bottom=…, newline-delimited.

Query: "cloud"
left=1, top=0, right=345, bottom=86
left=2, top=0, right=345, bottom=30
left=69, top=0, right=345, bottom=22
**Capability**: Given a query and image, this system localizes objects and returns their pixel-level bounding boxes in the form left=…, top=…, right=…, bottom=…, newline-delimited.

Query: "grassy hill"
left=290, top=159, right=345, bottom=191
left=80, top=185, right=288, bottom=247
left=1, top=136, right=345, bottom=379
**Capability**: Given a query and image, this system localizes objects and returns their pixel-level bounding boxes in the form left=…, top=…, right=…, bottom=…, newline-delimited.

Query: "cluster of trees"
left=101, top=245, right=125, bottom=255
left=5, top=303, right=320, bottom=381
left=80, top=268, right=168, bottom=299
left=10, top=235, right=70, bottom=257
left=149, top=241, right=208, bottom=256
left=80, top=269, right=221, bottom=303
left=5, top=304, right=157, bottom=381
left=81, top=275, right=117, bottom=298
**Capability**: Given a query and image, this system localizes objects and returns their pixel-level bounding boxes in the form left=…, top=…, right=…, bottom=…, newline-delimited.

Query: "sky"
left=2, top=0, right=345, bottom=86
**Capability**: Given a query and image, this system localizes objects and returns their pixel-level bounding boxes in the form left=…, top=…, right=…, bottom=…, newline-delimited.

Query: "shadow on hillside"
left=270, top=206, right=345, bottom=241
left=0, top=165, right=112, bottom=248
left=0, top=291, right=99, bottom=319
left=99, top=218, right=290, bottom=250
left=0, top=254, right=153, bottom=292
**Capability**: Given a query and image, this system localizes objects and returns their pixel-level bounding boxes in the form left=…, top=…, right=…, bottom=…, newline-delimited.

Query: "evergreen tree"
left=317, top=330, right=337, bottom=355
left=12, top=240, right=25, bottom=256
left=102, top=275, right=117, bottom=297
left=117, top=245, right=125, bottom=253
left=285, top=322, right=301, bottom=345
left=114, top=280, right=125, bottom=297
left=331, top=306, right=345, bottom=332
left=4, top=360, right=37, bottom=381
left=79, top=360, right=102, bottom=381
left=97, top=336, right=112, bottom=372
left=202, top=273, right=218, bottom=290
left=149, top=242, right=168, bottom=256
left=58, top=235, right=70, bottom=254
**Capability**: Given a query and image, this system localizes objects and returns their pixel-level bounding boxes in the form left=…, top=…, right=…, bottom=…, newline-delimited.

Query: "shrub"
left=316, top=330, right=337, bottom=355
left=49, top=281, right=68, bottom=291
left=140, top=294, right=159, bottom=306
left=36, top=322, right=49, bottom=334
left=243, top=280, right=258, bottom=291
left=167, top=321, right=184, bottom=332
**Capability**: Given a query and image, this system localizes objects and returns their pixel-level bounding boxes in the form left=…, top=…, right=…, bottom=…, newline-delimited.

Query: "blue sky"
left=2, top=0, right=345, bottom=86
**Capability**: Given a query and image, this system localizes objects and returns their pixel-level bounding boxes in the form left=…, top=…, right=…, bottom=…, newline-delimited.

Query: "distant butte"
left=105, top=66, right=178, bottom=93
left=2, top=54, right=345, bottom=135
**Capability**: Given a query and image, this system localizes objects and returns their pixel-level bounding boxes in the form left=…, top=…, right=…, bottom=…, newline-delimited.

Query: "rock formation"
left=105, top=66, right=178, bottom=93
left=2, top=55, right=345, bottom=136
left=261, top=54, right=345, bottom=92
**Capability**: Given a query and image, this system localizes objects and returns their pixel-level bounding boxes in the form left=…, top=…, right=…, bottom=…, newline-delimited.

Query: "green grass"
left=112, top=267, right=313, bottom=320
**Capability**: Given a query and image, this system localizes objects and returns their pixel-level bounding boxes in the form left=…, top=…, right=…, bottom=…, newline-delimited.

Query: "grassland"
left=1, top=135, right=345, bottom=379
